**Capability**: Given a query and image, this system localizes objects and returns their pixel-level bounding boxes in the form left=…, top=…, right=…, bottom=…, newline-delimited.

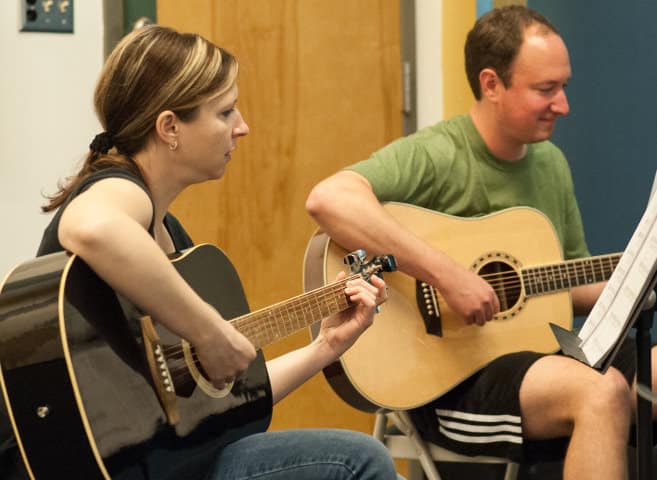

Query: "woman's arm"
left=58, top=178, right=256, bottom=386
left=266, top=275, right=385, bottom=404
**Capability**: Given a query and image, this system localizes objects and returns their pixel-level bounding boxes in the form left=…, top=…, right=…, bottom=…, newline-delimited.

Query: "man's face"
left=497, top=28, right=571, bottom=145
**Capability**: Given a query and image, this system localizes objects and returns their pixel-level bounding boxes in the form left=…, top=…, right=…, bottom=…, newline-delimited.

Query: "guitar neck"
left=522, top=253, right=622, bottom=297
left=229, top=275, right=357, bottom=348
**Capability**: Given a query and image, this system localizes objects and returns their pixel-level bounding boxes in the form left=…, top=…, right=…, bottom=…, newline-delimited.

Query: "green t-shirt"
left=348, top=114, right=590, bottom=260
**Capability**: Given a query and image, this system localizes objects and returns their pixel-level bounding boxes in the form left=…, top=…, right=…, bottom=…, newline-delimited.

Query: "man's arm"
left=306, top=170, right=500, bottom=325
left=571, top=282, right=606, bottom=316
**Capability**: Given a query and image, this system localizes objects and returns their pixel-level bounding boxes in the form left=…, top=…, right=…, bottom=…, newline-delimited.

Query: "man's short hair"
left=465, top=5, right=559, bottom=100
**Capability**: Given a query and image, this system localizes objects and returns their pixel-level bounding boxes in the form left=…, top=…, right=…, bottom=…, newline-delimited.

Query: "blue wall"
left=528, top=0, right=657, bottom=256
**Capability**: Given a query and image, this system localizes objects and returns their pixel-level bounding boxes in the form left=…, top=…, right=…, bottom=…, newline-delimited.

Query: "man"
left=306, top=6, right=650, bottom=479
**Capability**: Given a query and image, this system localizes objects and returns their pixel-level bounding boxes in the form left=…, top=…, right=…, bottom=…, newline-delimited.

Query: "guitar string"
left=480, top=265, right=618, bottom=288
left=431, top=257, right=620, bottom=299
left=476, top=256, right=620, bottom=284
left=477, top=267, right=617, bottom=289
left=156, top=276, right=359, bottom=381
left=162, top=283, right=354, bottom=384
left=159, top=260, right=618, bottom=350
left=480, top=268, right=613, bottom=284
left=162, top=288, right=349, bottom=359
left=482, top=259, right=618, bottom=278
left=158, top=279, right=351, bottom=348
left=160, top=262, right=619, bottom=361
left=164, top=264, right=621, bottom=386
left=158, top=258, right=620, bottom=383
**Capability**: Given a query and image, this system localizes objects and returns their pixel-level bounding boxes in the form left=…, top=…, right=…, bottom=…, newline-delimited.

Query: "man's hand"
left=437, top=256, right=500, bottom=326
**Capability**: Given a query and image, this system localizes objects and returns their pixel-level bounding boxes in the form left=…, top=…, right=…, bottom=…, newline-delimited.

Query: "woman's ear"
left=479, top=68, right=502, bottom=102
left=155, top=110, right=179, bottom=149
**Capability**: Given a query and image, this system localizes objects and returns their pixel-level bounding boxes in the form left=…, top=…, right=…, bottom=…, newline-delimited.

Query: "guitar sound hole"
left=479, top=261, right=521, bottom=312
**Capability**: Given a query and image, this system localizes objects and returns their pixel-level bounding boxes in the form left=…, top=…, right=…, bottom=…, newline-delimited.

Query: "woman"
left=1, top=25, right=400, bottom=479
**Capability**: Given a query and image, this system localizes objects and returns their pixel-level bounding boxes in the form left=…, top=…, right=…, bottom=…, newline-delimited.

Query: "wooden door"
left=157, top=0, right=402, bottom=434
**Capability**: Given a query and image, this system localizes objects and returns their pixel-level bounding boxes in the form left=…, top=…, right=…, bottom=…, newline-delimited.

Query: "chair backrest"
left=373, top=411, right=519, bottom=480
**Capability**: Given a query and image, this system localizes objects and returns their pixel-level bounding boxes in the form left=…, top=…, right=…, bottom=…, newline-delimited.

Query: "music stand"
left=551, top=274, right=657, bottom=480
left=634, top=292, right=655, bottom=480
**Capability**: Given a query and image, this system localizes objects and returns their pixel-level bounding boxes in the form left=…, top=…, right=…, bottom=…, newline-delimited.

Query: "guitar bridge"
left=141, top=316, right=180, bottom=425
left=416, top=280, right=442, bottom=337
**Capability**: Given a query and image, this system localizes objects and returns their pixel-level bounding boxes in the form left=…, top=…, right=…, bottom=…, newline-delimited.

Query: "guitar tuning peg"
left=345, top=249, right=367, bottom=268
left=379, top=254, right=397, bottom=272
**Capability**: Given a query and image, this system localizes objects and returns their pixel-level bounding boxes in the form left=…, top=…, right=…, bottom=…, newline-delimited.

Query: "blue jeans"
left=116, top=428, right=403, bottom=480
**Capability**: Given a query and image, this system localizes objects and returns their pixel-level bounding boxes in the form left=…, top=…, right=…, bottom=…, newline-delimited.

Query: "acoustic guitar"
left=0, top=244, right=395, bottom=479
left=304, top=202, right=621, bottom=412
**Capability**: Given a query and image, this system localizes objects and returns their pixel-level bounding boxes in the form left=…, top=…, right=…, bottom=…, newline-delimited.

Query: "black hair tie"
left=89, top=132, right=115, bottom=154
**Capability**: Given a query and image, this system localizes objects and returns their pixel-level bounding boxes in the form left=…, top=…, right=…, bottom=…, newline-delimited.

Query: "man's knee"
left=585, top=368, right=632, bottom=418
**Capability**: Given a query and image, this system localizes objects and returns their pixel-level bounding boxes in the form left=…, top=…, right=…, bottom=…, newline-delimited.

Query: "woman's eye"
left=221, top=108, right=235, bottom=117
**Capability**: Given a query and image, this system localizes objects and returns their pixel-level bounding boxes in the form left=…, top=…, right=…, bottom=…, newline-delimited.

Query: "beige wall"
left=441, top=0, right=476, bottom=119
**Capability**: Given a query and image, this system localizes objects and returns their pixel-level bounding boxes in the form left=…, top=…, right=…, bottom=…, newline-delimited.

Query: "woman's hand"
left=314, top=273, right=387, bottom=360
left=193, top=313, right=257, bottom=390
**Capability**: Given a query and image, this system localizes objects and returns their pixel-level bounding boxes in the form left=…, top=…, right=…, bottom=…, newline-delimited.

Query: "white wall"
left=415, top=0, right=443, bottom=129
left=0, top=1, right=104, bottom=277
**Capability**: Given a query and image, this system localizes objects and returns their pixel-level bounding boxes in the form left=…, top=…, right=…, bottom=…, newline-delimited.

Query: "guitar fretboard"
left=230, top=276, right=357, bottom=348
left=522, top=253, right=622, bottom=297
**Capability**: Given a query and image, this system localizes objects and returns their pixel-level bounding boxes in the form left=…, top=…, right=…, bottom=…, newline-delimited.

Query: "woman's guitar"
left=304, top=202, right=621, bottom=412
left=0, top=244, right=395, bottom=479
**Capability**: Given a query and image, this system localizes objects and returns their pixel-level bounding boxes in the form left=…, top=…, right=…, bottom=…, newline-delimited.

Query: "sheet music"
left=650, top=170, right=657, bottom=200
left=577, top=191, right=657, bottom=367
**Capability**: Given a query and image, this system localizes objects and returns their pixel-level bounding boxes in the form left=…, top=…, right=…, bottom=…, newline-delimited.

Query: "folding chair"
left=374, top=410, right=519, bottom=480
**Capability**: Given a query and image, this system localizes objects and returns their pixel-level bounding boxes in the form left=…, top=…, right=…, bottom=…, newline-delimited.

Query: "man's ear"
left=155, top=110, right=179, bottom=146
left=479, top=68, right=502, bottom=102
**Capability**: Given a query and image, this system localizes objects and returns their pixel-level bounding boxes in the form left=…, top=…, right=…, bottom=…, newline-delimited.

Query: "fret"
left=553, top=264, right=561, bottom=290
left=546, top=264, right=557, bottom=291
left=530, top=268, right=540, bottom=295
left=573, top=260, right=584, bottom=285
left=565, top=260, right=576, bottom=289
left=522, top=268, right=537, bottom=296
left=602, top=256, right=611, bottom=279
left=589, top=257, right=599, bottom=282
left=593, top=257, right=604, bottom=283
left=288, top=299, right=302, bottom=331
left=529, top=268, right=540, bottom=295
left=605, top=255, right=616, bottom=278
left=582, top=259, right=592, bottom=283
left=314, top=289, right=327, bottom=318
left=521, top=253, right=622, bottom=298
left=231, top=276, right=356, bottom=349
left=537, top=267, right=547, bottom=294
left=557, top=263, right=570, bottom=289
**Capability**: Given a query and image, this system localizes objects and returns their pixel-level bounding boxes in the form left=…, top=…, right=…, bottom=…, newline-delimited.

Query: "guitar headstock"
left=344, top=249, right=397, bottom=280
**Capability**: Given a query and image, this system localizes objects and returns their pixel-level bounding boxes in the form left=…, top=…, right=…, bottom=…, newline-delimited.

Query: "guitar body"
left=305, top=203, right=575, bottom=411
left=0, top=244, right=272, bottom=479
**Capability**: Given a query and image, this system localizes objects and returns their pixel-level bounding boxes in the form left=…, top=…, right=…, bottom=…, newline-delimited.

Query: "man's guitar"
left=0, top=244, right=395, bottom=479
left=304, top=202, right=621, bottom=412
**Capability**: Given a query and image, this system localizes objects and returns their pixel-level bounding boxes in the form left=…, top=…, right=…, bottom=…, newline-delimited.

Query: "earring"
left=169, top=140, right=178, bottom=151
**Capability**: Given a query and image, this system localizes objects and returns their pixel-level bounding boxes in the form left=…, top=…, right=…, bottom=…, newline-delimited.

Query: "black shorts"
left=409, top=338, right=638, bottom=463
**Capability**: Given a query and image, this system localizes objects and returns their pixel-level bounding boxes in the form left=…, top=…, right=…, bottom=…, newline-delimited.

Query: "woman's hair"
left=464, top=5, right=558, bottom=100
left=42, top=25, right=238, bottom=212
